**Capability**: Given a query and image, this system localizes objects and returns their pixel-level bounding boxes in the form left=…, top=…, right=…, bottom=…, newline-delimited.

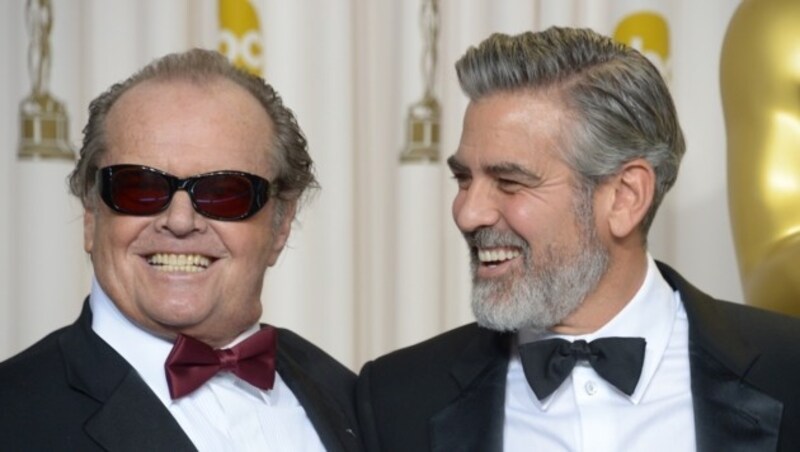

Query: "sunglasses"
left=97, top=164, right=276, bottom=221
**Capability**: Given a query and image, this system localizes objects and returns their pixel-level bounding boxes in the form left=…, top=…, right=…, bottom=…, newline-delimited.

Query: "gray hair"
left=69, top=48, right=317, bottom=213
left=455, top=27, right=685, bottom=234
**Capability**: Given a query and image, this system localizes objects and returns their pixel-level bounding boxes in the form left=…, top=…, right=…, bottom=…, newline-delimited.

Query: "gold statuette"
left=18, top=0, right=74, bottom=160
left=400, top=0, right=441, bottom=163
left=721, top=0, right=800, bottom=316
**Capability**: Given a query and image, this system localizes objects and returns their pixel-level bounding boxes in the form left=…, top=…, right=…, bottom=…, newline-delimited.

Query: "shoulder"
left=0, top=325, right=92, bottom=444
left=356, top=324, right=508, bottom=451
left=699, top=297, right=800, bottom=353
left=702, top=296, right=800, bottom=330
left=0, top=325, right=70, bottom=385
left=367, top=323, right=493, bottom=371
left=274, top=326, right=356, bottom=405
left=660, top=261, right=800, bottom=381
left=660, top=260, right=800, bottom=345
left=359, top=323, right=507, bottom=394
left=275, top=327, right=355, bottom=378
left=659, top=260, right=800, bottom=346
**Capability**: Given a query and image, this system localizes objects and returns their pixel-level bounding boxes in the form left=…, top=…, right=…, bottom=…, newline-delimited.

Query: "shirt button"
left=585, top=381, right=598, bottom=395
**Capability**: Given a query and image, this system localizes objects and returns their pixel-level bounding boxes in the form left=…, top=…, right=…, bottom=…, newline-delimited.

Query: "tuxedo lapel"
left=276, top=337, right=360, bottom=452
left=658, top=262, right=783, bottom=452
left=84, top=371, right=197, bottom=452
left=690, top=345, right=782, bottom=452
left=429, top=329, right=510, bottom=452
left=60, top=301, right=196, bottom=452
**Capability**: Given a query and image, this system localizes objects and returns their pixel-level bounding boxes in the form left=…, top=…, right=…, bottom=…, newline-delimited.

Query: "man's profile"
left=357, top=27, right=800, bottom=452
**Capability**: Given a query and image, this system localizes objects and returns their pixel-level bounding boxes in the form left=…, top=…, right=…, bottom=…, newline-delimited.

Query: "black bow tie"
left=518, top=337, right=646, bottom=400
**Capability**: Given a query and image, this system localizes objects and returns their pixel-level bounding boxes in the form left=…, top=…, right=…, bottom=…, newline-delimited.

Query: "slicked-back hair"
left=456, top=27, right=685, bottom=234
left=69, top=48, right=317, bottom=212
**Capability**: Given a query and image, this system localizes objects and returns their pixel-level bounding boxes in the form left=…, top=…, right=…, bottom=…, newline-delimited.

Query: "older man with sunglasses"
left=0, top=49, right=361, bottom=452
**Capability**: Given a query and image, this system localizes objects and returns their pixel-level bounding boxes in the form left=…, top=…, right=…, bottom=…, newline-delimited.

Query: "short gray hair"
left=456, top=27, right=685, bottom=234
left=69, top=48, right=317, bottom=212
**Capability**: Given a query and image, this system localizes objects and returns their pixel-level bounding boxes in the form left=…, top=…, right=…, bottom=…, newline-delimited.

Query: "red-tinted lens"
left=192, top=174, right=254, bottom=218
left=110, top=168, right=172, bottom=214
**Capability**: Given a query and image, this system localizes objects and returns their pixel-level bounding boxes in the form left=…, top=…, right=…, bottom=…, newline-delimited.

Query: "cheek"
left=90, top=214, right=151, bottom=260
left=218, top=222, right=273, bottom=267
left=504, top=197, right=570, bottom=244
left=503, top=199, right=536, bottom=229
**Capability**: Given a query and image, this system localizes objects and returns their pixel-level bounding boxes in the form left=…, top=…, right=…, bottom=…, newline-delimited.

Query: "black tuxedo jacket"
left=357, top=262, right=800, bottom=451
left=0, top=300, right=362, bottom=452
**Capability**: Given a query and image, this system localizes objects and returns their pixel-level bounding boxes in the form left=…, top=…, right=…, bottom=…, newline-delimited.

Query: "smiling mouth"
left=477, top=247, right=522, bottom=266
left=146, top=253, right=212, bottom=273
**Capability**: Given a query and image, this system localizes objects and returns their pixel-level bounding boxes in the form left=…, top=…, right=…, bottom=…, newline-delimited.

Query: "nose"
left=155, top=191, right=206, bottom=236
left=452, top=182, right=500, bottom=233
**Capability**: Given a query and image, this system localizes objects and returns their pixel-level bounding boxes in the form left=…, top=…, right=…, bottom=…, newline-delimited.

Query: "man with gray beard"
left=467, top=182, right=608, bottom=333
left=356, top=27, right=800, bottom=452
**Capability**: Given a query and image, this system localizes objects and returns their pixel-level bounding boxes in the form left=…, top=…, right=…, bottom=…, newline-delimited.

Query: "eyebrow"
left=448, top=155, right=541, bottom=184
left=446, top=155, right=468, bottom=174
left=485, top=162, right=541, bottom=184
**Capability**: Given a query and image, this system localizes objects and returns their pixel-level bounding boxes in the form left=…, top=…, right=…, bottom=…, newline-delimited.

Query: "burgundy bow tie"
left=165, top=326, right=277, bottom=399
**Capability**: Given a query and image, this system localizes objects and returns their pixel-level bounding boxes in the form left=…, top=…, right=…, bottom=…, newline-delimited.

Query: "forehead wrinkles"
left=102, top=79, right=274, bottom=172
left=108, top=79, right=268, bottom=139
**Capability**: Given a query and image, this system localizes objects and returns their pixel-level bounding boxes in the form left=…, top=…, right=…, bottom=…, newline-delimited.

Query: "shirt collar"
left=516, top=254, right=680, bottom=406
left=89, top=277, right=261, bottom=407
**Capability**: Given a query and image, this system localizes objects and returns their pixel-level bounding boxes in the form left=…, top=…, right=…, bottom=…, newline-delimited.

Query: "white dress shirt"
left=89, top=278, right=326, bottom=452
left=504, top=256, right=696, bottom=452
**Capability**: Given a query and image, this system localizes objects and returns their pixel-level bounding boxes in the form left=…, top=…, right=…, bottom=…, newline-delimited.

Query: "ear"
left=84, top=207, right=96, bottom=254
left=603, top=158, right=655, bottom=240
left=266, top=200, right=298, bottom=267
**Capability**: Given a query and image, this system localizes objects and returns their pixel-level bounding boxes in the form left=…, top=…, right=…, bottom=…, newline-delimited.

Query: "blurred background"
left=0, top=0, right=744, bottom=370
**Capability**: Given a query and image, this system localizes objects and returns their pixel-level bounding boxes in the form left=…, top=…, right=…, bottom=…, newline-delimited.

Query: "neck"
left=551, top=249, right=648, bottom=335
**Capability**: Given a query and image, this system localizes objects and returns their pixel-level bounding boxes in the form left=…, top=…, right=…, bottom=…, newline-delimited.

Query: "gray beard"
left=467, top=196, right=609, bottom=333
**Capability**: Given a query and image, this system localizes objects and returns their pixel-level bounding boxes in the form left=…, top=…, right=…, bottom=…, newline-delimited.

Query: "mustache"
left=463, top=228, right=527, bottom=249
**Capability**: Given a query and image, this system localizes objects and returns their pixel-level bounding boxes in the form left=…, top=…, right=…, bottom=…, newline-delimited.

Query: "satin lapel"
left=690, top=346, right=782, bottom=452
left=657, top=262, right=783, bottom=452
left=61, top=300, right=196, bottom=452
left=84, top=372, right=197, bottom=452
left=276, top=345, right=359, bottom=452
left=430, top=329, right=510, bottom=452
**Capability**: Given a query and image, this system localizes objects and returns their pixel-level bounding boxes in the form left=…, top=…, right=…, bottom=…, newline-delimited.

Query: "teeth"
left=147, top=253, right=211, bottom=273
left=478, top=248, right=521, bottom=263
